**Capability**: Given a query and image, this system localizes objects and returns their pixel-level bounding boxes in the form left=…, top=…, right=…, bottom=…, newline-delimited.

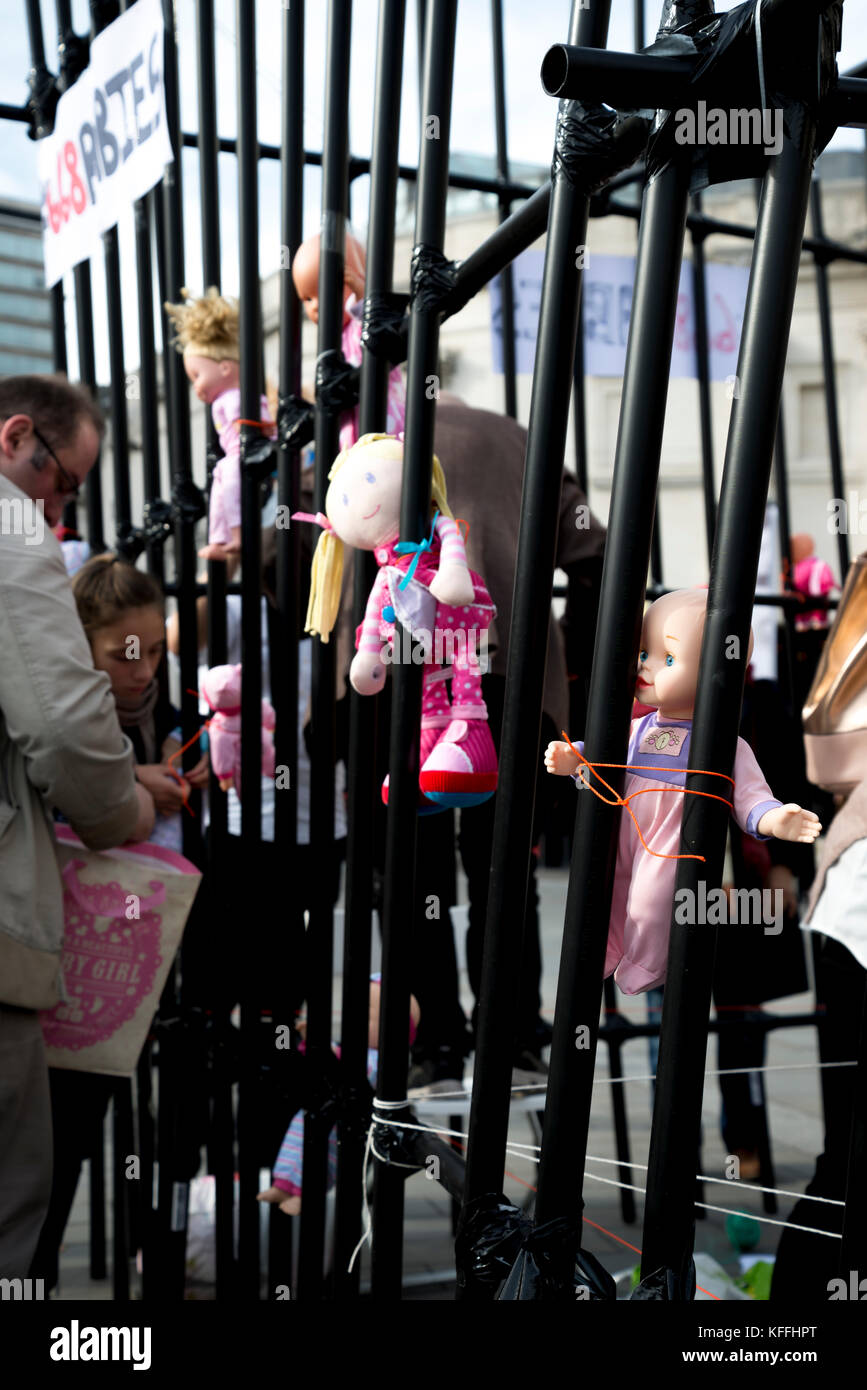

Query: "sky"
left=1, top=0, right=865, bottom=377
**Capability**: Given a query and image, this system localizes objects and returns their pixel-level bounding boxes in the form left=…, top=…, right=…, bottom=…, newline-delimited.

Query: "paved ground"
left=51, top=864, right=826, bottom=1301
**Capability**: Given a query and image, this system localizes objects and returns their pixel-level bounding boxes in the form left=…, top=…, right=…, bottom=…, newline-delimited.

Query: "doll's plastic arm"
left=544, top=739, right=582, bottom=776
left=261, top=699, right=276, bottom=731
left=757, top=803, right=822, bottom=842
left=434, top=514, right=470, bottom=571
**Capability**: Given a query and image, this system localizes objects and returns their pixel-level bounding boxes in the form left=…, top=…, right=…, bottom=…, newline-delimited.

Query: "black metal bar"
left=810, top=178, right=850, bottom=581
left=267, top=0, right=303, bottom=1306
left=461, top=0, right=621, bottom=1259
left=370, top=0, right=458, bottom=1301
left=491, top=0, right=517, bottom=418
left=192, top=0, right=233, bottom=1300
left=154, top=0, right=200, bottom=1302
left=334, top=0, right=406, bottom=1300
left=530, top=0, right=701, bottom=1256
left=572, top=294, right=588, bottom=496
left=605, top=195, right=867, bottom=267
left=640, top=86, right=819, bottom=1290
left=133, top=196, right=164, bottom=582
left=111, top=1081, right=132, bottom=1300
left=296, top=0, right=349, bottom=1301
left=50, top=280, right=77, bottom=531
left=103, top=225, right=132, bottom=536
left=634, top=0, right=645, bottom=51
left=235, top=0, right=267, bottom=1301
left=88, top=1112, right=107, bottom=1280
left=691, top=194, right=715, bottom=564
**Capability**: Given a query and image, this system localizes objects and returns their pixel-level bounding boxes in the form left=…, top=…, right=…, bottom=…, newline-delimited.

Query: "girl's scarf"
left=114, top=677, right=160, bottom=765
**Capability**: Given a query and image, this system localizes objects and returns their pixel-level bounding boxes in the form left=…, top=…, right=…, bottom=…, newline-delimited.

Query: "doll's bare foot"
left=198, top=543, right=232, bottom=561
left=257, top=1188, right=301, bottom=1216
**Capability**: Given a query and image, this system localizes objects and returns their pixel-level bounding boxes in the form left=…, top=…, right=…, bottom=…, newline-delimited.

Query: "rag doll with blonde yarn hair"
left=164, top=287, right=275, bottom=561
left=294, top=432, right=498, bottom=810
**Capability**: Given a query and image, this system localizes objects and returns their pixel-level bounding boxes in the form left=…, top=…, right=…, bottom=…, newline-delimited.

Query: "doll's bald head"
left=637, top=588, right=754, bottom=718
left=292, top=232, right=367, bottom=325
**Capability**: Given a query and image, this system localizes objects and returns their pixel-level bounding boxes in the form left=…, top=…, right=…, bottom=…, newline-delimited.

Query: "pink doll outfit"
left=572, top=712, right=783, bottom=995
left=338, top=295, right=406, bottom=450
left=355, top=513, right=498, bottom=805
left=791, top=554, right=835, bottom=631
left=201, top=663, right=276, bottom=800
left=209, top=388, right=276, bottom=547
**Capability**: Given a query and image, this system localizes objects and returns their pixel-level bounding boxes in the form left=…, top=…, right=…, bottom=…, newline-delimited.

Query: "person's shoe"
left=419, top=718, right=498, bottom=807
left=513, top=1047, right=548, bottom=1076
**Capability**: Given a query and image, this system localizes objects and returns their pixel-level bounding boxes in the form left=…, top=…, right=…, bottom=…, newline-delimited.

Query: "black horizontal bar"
left=543, top=39, right=867, bottom=132
left=600, top=1010, right=825, bottom=1043
left=180, top=128, right=542, bottom=200
left=0, top=102, right=29, bottom=123
left=646, top=583, right=839, bottom=611
left=604, top=196, right=867, bottom=267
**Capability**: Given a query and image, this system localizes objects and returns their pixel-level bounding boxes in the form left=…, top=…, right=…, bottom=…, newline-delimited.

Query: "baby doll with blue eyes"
left=545, top=588, right=821, bottom=993
left=294, top=432, right=497, bottom=810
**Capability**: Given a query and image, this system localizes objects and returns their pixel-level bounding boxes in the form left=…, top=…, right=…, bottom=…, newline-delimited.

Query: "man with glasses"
left=0, top=374, right=156, bottom=1281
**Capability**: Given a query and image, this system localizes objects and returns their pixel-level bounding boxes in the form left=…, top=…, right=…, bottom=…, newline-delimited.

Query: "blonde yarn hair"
left=163, top=287, right=241, bottom=362
left=305, top=432, right=454, bottom=642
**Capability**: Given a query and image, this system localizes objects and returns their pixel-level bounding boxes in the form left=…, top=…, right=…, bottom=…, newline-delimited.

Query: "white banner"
left=37, top=0, right=173, bottom=287
left=491, top=250, right=751, bottom=383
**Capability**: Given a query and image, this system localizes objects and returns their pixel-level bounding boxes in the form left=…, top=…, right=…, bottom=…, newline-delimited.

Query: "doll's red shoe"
left=418, top=718, right=498, bottom=807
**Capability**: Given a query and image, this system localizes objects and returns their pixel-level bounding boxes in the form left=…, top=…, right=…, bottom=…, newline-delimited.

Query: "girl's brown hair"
left=72, top=553, right=165, bottom=639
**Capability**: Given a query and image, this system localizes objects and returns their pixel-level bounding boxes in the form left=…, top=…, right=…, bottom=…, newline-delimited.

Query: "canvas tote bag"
left=40, top=826, right=201, bottom=1076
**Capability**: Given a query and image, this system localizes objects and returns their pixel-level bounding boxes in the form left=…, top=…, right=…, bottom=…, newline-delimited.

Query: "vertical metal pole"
left=810, top=178, right=849, bottom=581
left=51, top=277, right=77, bottom=533
left=491, top=0, right=517, bottom=418
left=634, top=0, right=645, bottom=50
left=133, top=195, right=164, bottom=583
left=194, top=0, right=234, bottom=1298
left=460, top=0, right=623, bottom=1264
left=268, top=0, right=304, bottom=1302
left=691, top=195, right=715, bottom=564
left=236, top=0, right=266, bottom=1300
left=640, top=99, right=819, bottom=1290
left=45, top=0, right=105, bottom=551
left=296, top=0, right=349, bottom=1301
left=111, top=1081, right=133, bottom=1300
left=533, top=157, right=692, bottom=1236
left=572, top=296, right=588, bottom=496
left=840, top=976, right=867, bottom=1275
left=333, top=0, right=406, bottom=1299
left=156, top=0, right=200, bottom=1301
left=370, top=0, right=458, bottom=1301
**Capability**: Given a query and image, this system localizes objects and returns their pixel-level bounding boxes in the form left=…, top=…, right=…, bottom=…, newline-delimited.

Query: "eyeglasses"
left=31, top=424, right=81, bottom=500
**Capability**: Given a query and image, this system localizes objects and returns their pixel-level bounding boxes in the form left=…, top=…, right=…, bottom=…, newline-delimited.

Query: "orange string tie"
left=560, top=731, right=735, bottom=865
left=454, top=517, right=470, bottom=545
left=235, top=417, right=277, bottom=432
left=163, top=690, right=212, bottom=818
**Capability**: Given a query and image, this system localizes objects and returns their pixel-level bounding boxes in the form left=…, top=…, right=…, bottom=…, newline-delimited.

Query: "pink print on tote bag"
left=40, top=826, right=202, bottom=1076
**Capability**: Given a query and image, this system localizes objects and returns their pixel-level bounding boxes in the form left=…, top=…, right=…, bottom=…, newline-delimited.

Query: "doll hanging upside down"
left=545, top=588, right=821, bottom=994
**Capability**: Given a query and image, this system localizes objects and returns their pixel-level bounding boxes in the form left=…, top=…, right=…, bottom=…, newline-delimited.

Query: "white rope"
left=410, top=1058, right=857, bottom=1102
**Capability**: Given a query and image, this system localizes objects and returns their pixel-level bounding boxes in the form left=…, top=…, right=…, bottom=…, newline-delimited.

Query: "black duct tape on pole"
left=551, top=104, right=645, bottom=193
left=361, top=290, right=411, bottom=360
left=644, top=0, right=843, bottom=191
left=314, top=349, right=361, bottom=415
left=277, top=393, right=315, bottom=450
left=409, top=242, right=458, bottom=311
left=171, top=476, right=208, bottom=525
left=455, top=1194, right=529, bottom=1296
left=497, top=1217, right=617, bottom=1302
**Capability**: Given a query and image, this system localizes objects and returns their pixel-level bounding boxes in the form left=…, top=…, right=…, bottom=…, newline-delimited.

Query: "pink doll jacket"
left=339, top=296, right=406, bottom=451
left=200, top=663, right=276, bottom=800
left=791, top=554, right=835, bottom=631
left=209, top=388, right=275, bottom=547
